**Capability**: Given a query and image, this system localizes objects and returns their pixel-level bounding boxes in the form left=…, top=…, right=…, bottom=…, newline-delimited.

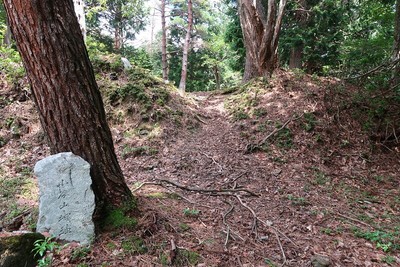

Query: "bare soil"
left=1, top=71, right=400, bottom=266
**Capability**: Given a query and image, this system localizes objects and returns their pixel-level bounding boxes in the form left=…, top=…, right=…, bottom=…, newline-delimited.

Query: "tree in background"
left=3, top=0, right=134, bottom=215
left=238, top=0, right=287, bottom=81
left=86, top=0, right=148, bottom=51
left=280, top=0, right=345, bottom=73
left=393, top=0, right=400, bottom=84
left=178, top=0, right=193, bottom=92
left=161, top=0, right=169, bottom=82
left=165, top=0, right=241, bottom=91
left=223, top=0, right=245, bottom=75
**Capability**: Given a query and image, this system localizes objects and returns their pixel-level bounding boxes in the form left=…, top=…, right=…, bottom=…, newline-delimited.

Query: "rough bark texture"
left=393, top=0, right=400, bottom=84
left=178, top=0, right=193, bottom=92
left=161, top=0, right=169, bottom=82
left=238, top=0, right=287, bottom=81
left=289, top=45, right=303, bottom=69
left=3, top=0, right=133, bottom=215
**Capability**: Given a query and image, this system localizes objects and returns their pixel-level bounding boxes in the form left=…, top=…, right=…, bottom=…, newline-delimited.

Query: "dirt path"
left=120, top=92, right=400, bottom=267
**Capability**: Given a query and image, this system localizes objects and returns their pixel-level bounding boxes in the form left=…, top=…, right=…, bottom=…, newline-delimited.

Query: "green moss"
left=102, top=200, right=138, bottom=230
left=175, top=249, right=200, bottom=266
left=102, top=209, right=137, bottom=230
left=121, top=236, right=147, bottom=254
left=179, top=223, right=190, bottom=232
left=121, top=145, right=159, bottom=158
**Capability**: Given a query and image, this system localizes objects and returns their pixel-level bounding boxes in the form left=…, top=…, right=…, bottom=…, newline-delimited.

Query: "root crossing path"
left=122, top=92, right=398, bottom=267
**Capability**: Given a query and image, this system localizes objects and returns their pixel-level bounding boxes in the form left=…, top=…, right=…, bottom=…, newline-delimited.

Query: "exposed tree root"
left=132, top=179, right=293, bottom=266
left=246, top=114, right=304, bottom=152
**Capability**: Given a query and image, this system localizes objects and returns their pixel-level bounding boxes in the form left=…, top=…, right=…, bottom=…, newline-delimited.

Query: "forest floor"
left=1, top=70, right=400, bottom=266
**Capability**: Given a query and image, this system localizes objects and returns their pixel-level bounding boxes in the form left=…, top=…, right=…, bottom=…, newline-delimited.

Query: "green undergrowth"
left=224, top=78, right=270, bottom=122
left=352, top=227, right=400, bottom=252
left=0, top=164, right=38, bottom=230
left=92, top=54, right=199, bottom=140
left=101, top=200, right=138, bottom=231
left=159, top=248, right=200, bottom=266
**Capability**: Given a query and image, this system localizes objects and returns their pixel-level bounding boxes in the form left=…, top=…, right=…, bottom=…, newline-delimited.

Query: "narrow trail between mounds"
left=122, top=90, right=400, bottom=267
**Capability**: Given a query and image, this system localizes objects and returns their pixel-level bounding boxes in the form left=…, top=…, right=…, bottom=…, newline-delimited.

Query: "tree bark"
left=393, top=0, right=400, bottom=84
left=289, top=45, right=303, bottom=69
left=3, top=0, right=133, bottom=215
left=288, top=0, right=307, bottom=69
left=178, top=0, right=193, bottom=92
left=73, top=0, right=87, bottom=40
left=114, top=3, right=123, bottom=51
left=161, top=0, right=169, bottom=82
left=238, top=0, right=287, bottom=81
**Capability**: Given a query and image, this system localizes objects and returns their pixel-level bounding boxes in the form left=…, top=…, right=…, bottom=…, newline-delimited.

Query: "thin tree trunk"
left=161, top=0, right=169, bottom=82
left=238, top=0, right=287, bottom=81
left=3, top=0, right=133, bottom=216
left=289, top=0, right=307, bottom=69
left=3, top=17, right=12, bottom=47
left=178, top=0, right=193, bottom=92
left=289, top=45, right=303, bottom=69
left=114, top=4, right=123, bottom=51
left=73, top=0, right=87, bottom=40
left=393, top=0, right=400, bottom=84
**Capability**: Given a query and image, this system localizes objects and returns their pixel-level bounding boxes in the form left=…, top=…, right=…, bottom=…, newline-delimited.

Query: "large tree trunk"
left=238, top=0, right=287, bottom=81
left=178, top=0, right=193, bottom=92
left=161, top=0, right=169, bottom=82
left=393, top=0, right=400, bottom=85
left=73, top=0, right=87, bottom=40
left=3, top=0, right=133, bottom=215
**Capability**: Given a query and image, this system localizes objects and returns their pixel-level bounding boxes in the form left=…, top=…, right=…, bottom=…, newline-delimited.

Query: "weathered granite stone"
left=35, top=152, right=95, bottom=245
left=0, top=232, right=45, bottom=267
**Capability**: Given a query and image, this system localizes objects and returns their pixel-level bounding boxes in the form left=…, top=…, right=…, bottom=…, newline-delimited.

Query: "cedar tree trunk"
left=3, top=0, right=134, bottom=215
left=161, top=0, right=169, bottom=82
left=178, top=0, right=193, bottom=92
left=238, top=0, right=287, bottom=81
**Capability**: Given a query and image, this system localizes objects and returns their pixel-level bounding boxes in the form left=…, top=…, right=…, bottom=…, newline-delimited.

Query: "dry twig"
left=247, top=114, right=304, bottom=152
left=158, top=179, right=259, bottom=196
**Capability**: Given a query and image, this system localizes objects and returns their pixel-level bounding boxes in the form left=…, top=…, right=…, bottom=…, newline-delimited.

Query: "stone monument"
left=34, top=152, right=95, bottom=245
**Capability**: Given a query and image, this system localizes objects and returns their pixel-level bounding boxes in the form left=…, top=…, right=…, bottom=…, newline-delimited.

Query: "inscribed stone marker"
left=34, top=152, right=95, bottom=245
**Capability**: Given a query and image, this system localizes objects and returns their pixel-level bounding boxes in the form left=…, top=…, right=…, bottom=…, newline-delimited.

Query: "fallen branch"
left=247, top=114, right=304, bottom=152
left=234, top=194, right=288, bottom=266
left=223, top=203, right=234, bottom=248
left=158, top=179, right=259, bottom=197
left=334, top=212, right=378, bottom=230
left=200, top=152, right=223, bottom=173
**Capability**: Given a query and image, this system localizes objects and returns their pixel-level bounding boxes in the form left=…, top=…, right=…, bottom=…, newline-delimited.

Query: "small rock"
left=311, top=254, right=331, bottom=267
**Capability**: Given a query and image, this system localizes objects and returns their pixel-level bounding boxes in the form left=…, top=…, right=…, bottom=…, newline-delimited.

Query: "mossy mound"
left=0, top=232, right=45, bottom=267
left=93, top=55, right=200, bottom=151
